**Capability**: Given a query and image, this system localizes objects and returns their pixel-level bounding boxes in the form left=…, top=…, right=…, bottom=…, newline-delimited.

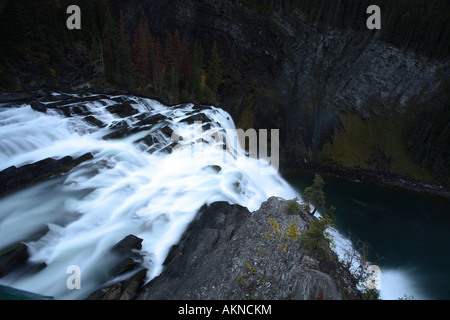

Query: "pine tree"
left=192, top=41, right=205, bottom=99
left=173, top=29, right=182, bottom=85
left=117, top=10, right=135, bottom=89
left=302, top=174, right=326, bottom=215
left=80, top=0, right=100, bottom=49
left=151, top=36, right=164, bottom=96
left=102, top=7, right=121, bottom=85
left=0, top=0, right=29, bottom=58
left=301, top=213, right=335, bottom=261
left=206, top=42, right=221, bottom=99
left=180, top=37, right=192, bottom=89
left=164, top=31, right=178, bottom=103
left=132, top=12, right=152, bottom=86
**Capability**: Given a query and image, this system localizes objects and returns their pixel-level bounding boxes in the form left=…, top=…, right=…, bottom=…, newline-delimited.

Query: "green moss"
left=237, top=105, right=255, bottom=130
left=318, top=112, right=434, bottom=182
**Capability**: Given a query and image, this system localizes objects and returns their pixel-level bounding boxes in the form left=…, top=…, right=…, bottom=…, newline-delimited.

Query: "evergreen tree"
left=102, top=7, right=121, bottom=85
left=90, top=36, right=106, bottom=87
left=132, top=13, right=152, bottom=86
left=151, top=36, right=164, bottom=96
left=164, top=31, right=178, bottom=103
left=117, top=10, right=135, bottom=90
left=0, top=0, right=29, bottom=58
left=192, top=41, right=205, bottom=99
left=302, top=174, right=326, bottom=215
left=301, top=213, right=335, bottom=261
left=206, top=42, right=221, bottom=100
left=180, top=37, right=192, bottom=89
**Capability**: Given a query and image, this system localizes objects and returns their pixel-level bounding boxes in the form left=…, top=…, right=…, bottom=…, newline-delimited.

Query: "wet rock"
left=44, top=95, right=109, bottom=109
left=70, top=104, right=89, bottom=116
left=106, top=103, right=139, bottom=118
left=111, top=234, right=143, bottom=253
left=204, top=165, right=222, bottom=173
left=0, top=153, right=94, bottom=196
left=30, top=101, right=46, bottom=113
left=180, top=113, right=211, bottom=125
left=86, top=268, right=147, bottom=300
left=135, top=113, right=166, bottom=127
left=84, top=115, right=106, bottom=128
left=87, top=235, right=146, bottom=300
left=42, top=94, right=72, bottom=102
left=102, top=127, right=131, bottom=140
left=0, top=243, right=28, bottom=278
left=110, top=235, right=144, bottom=276
left=160, top=125, right=174, bottom=138
left=159, top=142, right=179, bottom=154
left=135, top=134, right=159, bottom=148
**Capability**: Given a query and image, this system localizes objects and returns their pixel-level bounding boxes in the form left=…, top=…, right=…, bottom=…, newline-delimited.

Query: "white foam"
left=0, top=95, right=298, bottom=299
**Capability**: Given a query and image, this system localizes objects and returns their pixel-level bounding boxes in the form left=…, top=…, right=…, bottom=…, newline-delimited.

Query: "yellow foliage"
left=200, top=69, right=207, bottom=92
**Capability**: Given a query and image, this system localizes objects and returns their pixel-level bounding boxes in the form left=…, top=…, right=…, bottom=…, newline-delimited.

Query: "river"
left=1, top=93, right=448, bottom=300
left=284, top=171, right=450, bottom=300
left=0, top=93, right=298, bottom=299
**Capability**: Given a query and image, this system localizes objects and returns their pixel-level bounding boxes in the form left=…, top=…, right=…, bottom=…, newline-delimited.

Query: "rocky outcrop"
left=0, top=153, right=94, bottom=196
left=138, top=197, right=361, bottom=300
left=87, top=235, right=147, bottom=300
left=0, top=243, right=28, bottom=278
left=0, top=226, right=50, bottom=279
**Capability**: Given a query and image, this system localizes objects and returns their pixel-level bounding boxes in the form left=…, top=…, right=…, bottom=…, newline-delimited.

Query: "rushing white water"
left=330, top=229, right=426, bottom=300
left=0, top=94, right=298, bottom=299
left=379, top=268, right=426, bottom=300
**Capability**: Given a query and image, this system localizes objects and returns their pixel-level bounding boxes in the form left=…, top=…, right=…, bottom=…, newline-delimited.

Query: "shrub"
left=286, top=197, right=311, bottom=216
left=301, top=214, right=335, bottom=261
left=302, top=174, right=326, bottom=214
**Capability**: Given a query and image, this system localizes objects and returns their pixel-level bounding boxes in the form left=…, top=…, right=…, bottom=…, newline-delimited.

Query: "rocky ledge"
left=290, top=163, right=450, bottom=200
left=0, top=153, right=93, bottom=197
left=136, top=197, right=361, bottom=300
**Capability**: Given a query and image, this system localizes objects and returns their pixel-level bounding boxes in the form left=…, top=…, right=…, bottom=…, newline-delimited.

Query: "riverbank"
left=281, top=163, right=450, bottom=200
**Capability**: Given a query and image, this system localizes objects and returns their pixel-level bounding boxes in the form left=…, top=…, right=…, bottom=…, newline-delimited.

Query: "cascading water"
left=0, top=93, right=298, bottom=299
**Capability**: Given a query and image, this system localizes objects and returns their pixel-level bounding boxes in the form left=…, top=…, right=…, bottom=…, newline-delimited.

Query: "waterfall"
left=0, top=93, right=298, bottom=299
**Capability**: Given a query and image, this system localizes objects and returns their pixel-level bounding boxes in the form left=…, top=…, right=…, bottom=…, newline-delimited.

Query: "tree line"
left=0, top=0, right=448, bottom=94
left=0, top=0, right=222, bottom=105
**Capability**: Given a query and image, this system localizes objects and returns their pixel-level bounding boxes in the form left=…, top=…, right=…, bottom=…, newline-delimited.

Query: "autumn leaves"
left=130, top=13, right=221, bottom=104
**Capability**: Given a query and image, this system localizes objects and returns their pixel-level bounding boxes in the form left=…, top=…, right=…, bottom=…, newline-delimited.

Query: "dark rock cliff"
left=114, top=0, right=449, bottom=192
left=138, top=197, right=361, bottom=300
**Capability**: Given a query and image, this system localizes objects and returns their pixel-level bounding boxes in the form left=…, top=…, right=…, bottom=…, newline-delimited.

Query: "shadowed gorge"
left=0, top=0, right=449, bottom=301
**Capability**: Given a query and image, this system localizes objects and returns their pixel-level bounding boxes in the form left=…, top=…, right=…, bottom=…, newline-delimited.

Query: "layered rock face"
left=115, top=0, right=449, bottom=190
left=138, top=197, right=361, bottom=300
